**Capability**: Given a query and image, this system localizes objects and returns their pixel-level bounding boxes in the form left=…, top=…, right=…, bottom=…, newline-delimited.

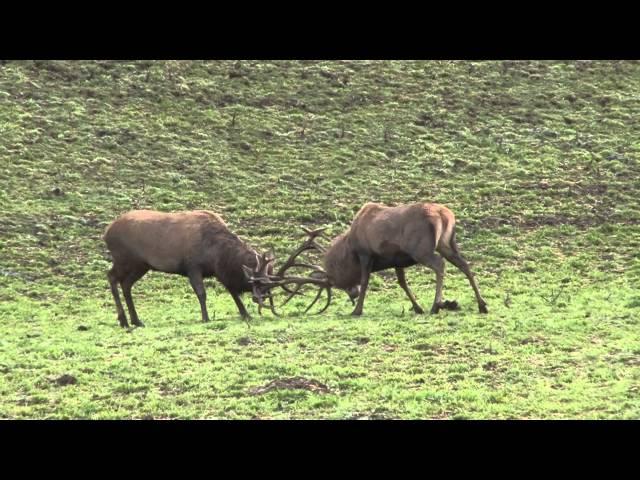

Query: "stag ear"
left=242, top=264, right=255, bottom=280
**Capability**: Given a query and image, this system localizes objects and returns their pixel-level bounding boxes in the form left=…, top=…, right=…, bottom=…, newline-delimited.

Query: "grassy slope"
left=0, top=60, right=639, bottom=419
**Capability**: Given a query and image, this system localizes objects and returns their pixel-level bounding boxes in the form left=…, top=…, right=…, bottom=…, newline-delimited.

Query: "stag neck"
left=231, top=247, right=257, bottom=290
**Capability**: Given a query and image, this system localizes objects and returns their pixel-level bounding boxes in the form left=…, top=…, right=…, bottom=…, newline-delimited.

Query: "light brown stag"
left=104, top=210, right=275, bottom=327
left=247, top=202, right=488, bottom=316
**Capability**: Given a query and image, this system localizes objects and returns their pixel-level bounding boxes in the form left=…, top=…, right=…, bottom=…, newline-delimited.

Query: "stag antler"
left=248, top=226, right=334, bottom=315
left=252, top=273, right=333, bottom=315
left=275, top=226, right=327, bottom=277
left=243, top=251, right=281, bottom=317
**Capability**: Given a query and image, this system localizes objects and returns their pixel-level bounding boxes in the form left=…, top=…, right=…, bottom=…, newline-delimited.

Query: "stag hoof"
left=430, top=305, right=441, bottom=315
left=412, top=305, right=425, bottom=314
left=479, top=304, right=489, bottom=314
left=118, top=316, right=129, bottom=328
left=132, top=320, right=145, bottom=328
left=351, top=310, right=363, bottom=317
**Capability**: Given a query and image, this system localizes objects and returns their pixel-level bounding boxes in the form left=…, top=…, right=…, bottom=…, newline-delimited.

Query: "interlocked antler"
left=247, top=226, right=334, bottom=315
left=242, top=251, right=280, bottom=317
left=275, top=226, right=327, bottom=277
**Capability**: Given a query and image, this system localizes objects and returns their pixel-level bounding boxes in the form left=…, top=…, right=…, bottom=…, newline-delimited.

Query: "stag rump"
left=104, top=210, right=275, bottom=327
left=249, top=202, right=488, bottom=316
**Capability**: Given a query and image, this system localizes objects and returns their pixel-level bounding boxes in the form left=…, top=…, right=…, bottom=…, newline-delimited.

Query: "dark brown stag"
left=248, top=202, right=488, bottom=316
left=104, top=210, right=275, bottom=327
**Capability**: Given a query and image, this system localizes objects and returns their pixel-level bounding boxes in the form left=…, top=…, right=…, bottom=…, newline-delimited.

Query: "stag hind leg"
left=413, top=252, right=448, bottom=314
left=395, top=267, right=425, bottom=314
left=438, top=240, right=488, bottom=314
left=120, top=264, right=150, bottom=327
left=108, top=266, right=129, bottom=327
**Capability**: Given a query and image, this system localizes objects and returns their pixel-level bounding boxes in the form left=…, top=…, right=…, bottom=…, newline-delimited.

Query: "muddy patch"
left=250, top=377, right=330, bottom=395
left=483, top=361, right=499, bottom=371
left=441, top=300, right=460, bottom=311
left=54, top=374, right=78, bottom=386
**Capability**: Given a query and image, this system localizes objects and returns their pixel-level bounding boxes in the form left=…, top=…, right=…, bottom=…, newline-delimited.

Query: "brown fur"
left=323, top=202, right=488, bottom=315
left=104, top=210, right=269, bottom=327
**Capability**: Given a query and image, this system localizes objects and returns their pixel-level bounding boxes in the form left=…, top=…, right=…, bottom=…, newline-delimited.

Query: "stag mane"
left=200, top=220, right=260, bottom=293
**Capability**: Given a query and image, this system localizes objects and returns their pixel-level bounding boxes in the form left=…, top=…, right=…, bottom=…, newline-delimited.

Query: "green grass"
left=0, top=60, right=639, bottom=419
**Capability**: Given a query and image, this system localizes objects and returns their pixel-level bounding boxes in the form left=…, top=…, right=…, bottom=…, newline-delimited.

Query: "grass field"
left=1, top=60, right=639, bottom=419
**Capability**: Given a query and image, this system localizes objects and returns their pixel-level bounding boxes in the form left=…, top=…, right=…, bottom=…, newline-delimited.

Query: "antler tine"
left=267, top=295, right=280, bottom=317
left=254, top=289, right=279, bottom=317
left=304, top=286, right=325, bottom=313
left=274, top=228, right=328, bottom=279
left=302, top=286, right=332, bottom=314
left=275, top=244, right=323, bottom=278
left=290, top=262, right=326, bottom=274
left=275, top=245, right=306, bottom=278
left=249, top=227, right=332, bottom=315
left=310, top=240, right=327, bottom=253
left=301, top=227, right=328, bottom=251
left=275, top=276, right=333, bottom=314
left=300, top=225, right=327, bottom=239
left=253, top=275, right=329, bottom=288
left=315, top=287, right=332, bottom=315
left=281, top=283, right=306, bottom=306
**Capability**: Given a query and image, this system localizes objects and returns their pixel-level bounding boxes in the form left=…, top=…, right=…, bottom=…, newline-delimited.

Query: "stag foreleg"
left=351, top=253, right=373, bottom=316
left=230, top=291, right=251, bottom=320
left=108, top=267, right=129, bottom=328
left=188, top=270, right=210, bottom=323
left=121, top=266, right=149, bottom=327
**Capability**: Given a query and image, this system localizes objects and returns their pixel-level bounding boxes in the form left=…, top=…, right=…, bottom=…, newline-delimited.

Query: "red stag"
left=248, top=202, right=488, bottom=316
left=104, top=210, right=276, bottom=327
